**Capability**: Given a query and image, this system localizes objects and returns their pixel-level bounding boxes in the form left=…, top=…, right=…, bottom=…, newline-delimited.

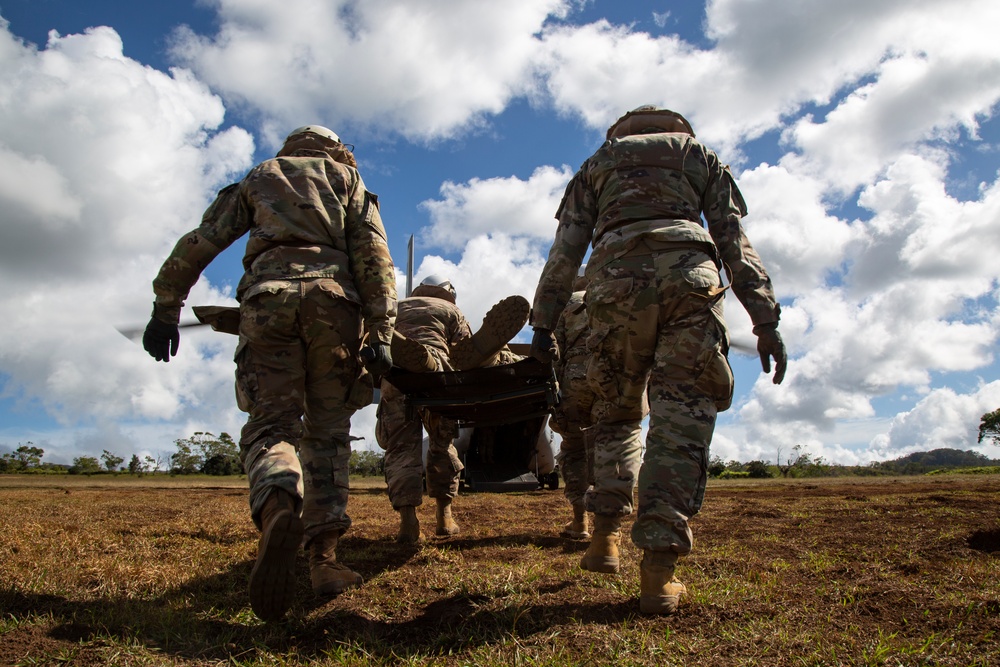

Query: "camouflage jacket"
left=530, top=132, right=779, bottom=330
left=152, top=146, right=397, bottom=344
left=395, top=295, right=474, bottom=369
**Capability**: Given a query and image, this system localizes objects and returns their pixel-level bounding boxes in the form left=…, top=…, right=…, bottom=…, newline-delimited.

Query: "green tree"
left=128, top=454, right=145, bottom=475
left=707, top=455, right=727, bottom=478
left=349, top=450, right=385, bottom=476
left=1, top=443, right=45, bottom=471
left=101, top=450, right=125, bottom=472
left=70, top=456, right=103, bottom=475
left=979, top=409, right=1000, bottom=446
left=198, top=432, right=241, bottom=476
left=169, top=438, right=202, bottom=475
left=746, top=460, right=772, bottom=478
left=170, top=431, right=241, bottom=475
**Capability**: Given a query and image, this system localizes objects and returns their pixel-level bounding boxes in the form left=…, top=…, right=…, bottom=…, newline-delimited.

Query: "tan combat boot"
left=435, top=497, right=461, bottom=536
left=579, top=515, right=620, bottom=573
left=390, top=331, right=436, bottom=372
left=248, top=488, right=304, bottom=622
left=639, top=550, right=686, bottom=615
left=560, top=502, right=590, bottom=539
left=451, top=295, right=530, bottom=370
left=308, top=531, right=363, bottom=598
left=397, top=505, right=425, bottom=544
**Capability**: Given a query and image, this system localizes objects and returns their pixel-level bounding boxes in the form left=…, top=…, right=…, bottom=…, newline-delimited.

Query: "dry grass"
left=1, top=474, right=998, bottom=666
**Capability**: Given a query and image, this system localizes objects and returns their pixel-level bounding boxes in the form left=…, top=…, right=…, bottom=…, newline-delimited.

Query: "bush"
left=350, top=450, right=384, bottom=477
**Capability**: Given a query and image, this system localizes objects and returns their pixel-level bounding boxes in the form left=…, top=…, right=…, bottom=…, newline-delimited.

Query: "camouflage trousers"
left=236, top=279, right=368, bottom=545
left=550, top=363, right=596, bottom=506
left=376, top=377, right=464, bottom=507
left=584, top=246, right=733, bottom=555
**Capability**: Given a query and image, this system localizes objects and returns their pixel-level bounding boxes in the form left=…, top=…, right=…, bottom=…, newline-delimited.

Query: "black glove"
left=360, top=341, right=392, bottom=377
left=753, top=322, right=787, bottom=385
left=143, top=316, right=180, bottom=362
left=529, top=327, right=559, bottom=364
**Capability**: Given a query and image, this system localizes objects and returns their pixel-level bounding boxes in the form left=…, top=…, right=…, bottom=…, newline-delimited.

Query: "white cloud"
left=0, top=22, right=254, bottom=456
left=169, top=0, right=570, bottom=144
left=419, top=165, right=573, bottom=251
left=413, top=234, right=547, bottom=331
left=867, top=381, right=1000, bottom=459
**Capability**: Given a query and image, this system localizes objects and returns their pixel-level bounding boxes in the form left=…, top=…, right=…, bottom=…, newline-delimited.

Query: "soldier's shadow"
left=3, top=534, right=629, bottom=664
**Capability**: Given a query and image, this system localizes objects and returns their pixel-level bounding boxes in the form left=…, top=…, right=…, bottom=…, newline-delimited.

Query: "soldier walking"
left=377, top=275, right=528, bottom=541
left=529, top=106, right=787, bottom=615
left=142, top=125, right=396, bottom=621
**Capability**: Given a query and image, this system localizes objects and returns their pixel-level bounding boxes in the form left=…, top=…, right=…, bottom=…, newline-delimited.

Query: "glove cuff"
left=151, top=302, right=181, bottom=325
left=752, top=322, right=779, bottom=336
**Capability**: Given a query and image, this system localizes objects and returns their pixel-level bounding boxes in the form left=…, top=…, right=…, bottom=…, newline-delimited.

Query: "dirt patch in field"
left=1, top=475, right=999, bottom=666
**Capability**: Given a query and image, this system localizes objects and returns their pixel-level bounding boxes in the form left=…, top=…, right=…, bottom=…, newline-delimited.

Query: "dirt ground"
left=1, top=474, right=999, bottom=666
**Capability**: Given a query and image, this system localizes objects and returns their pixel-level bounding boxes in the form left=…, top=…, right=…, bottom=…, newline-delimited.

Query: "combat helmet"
left=606, top=105, right=695, bottom=140
left=412, top=274, right=457, bottom=302
left=285, top=125, right=340, bottom=144
left=278, top=124, right=357, bottom=167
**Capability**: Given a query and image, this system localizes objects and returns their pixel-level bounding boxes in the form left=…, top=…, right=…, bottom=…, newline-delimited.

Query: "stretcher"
left=383, top=356, right=561, bottom=492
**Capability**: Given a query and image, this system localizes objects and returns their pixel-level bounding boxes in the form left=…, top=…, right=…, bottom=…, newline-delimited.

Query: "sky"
left=1, top=0, right=999, bottom=469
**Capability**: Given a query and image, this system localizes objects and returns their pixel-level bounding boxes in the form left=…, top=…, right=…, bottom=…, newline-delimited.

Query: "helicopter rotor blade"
left=115, top=320, right=210, bottom=342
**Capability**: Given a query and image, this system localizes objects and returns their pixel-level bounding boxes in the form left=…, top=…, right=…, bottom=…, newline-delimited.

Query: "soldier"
left=550, top=265, right=650, bottom=540
left=142, top=125, right=396, bottom=622
left=550, top=265, right=596, bottom=539
left=376, top=276, right=528, bottom=542
left=529, top=106, right=787, bottom=615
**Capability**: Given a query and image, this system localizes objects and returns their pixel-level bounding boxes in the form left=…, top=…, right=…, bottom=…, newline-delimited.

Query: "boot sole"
left=560, top=528, right=591, bottom=539
left=451, top=296, right=529, bottom=370
left=249, top=510, right=304, bottom=622
left=391, top=332, right=436, bottom=372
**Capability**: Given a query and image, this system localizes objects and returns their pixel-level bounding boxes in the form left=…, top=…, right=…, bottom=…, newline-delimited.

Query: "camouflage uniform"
left=376, top=289, right=472, bottom=506
left=550, top=290, right=596, bottom=506
left=531, top=127, right=779, bottom=557
left=151, top=136, right=396, bottom=545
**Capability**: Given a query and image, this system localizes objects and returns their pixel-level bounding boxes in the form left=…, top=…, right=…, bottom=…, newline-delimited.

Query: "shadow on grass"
left=1, top=532, right=637, bottom=664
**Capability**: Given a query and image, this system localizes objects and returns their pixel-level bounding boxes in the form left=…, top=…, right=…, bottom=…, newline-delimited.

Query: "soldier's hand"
left=361, top=341, right=392, bottom=376
left=529, top=327, right=559, bottom=364
left=143, top=317, right=180, bottom=362
left=753, top=323, right=786, bottom=384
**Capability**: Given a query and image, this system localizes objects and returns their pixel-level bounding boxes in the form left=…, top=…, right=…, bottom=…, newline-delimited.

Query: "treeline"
left=710, top=447, right=1000, bottom=479
left=0, top=435, right=387, bottom=478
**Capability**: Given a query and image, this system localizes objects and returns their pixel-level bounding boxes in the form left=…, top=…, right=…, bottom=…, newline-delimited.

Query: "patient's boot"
left=391, top=331, right=436, bottom=372
left=451, top=295, right=530, bottom=370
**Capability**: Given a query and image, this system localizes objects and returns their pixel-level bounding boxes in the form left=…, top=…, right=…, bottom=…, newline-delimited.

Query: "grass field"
left=1, top=473, right=998, bottom=666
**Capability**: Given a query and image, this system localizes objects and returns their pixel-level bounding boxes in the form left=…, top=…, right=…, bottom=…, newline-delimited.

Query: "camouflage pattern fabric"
left=238, top=280, right=370, bottom=543
left=150, top=139, right=397, bottom=544
left=584, top=247, right=733, bottom=553
left=550, top=291, right=596, bottom=506
left=530, top=129, right=778, bottom=556
left=153, top=144, right=396, bottom=344
left=530, top=132, right=778, bottom=331
left=375, top=295, right=472, bottom=506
